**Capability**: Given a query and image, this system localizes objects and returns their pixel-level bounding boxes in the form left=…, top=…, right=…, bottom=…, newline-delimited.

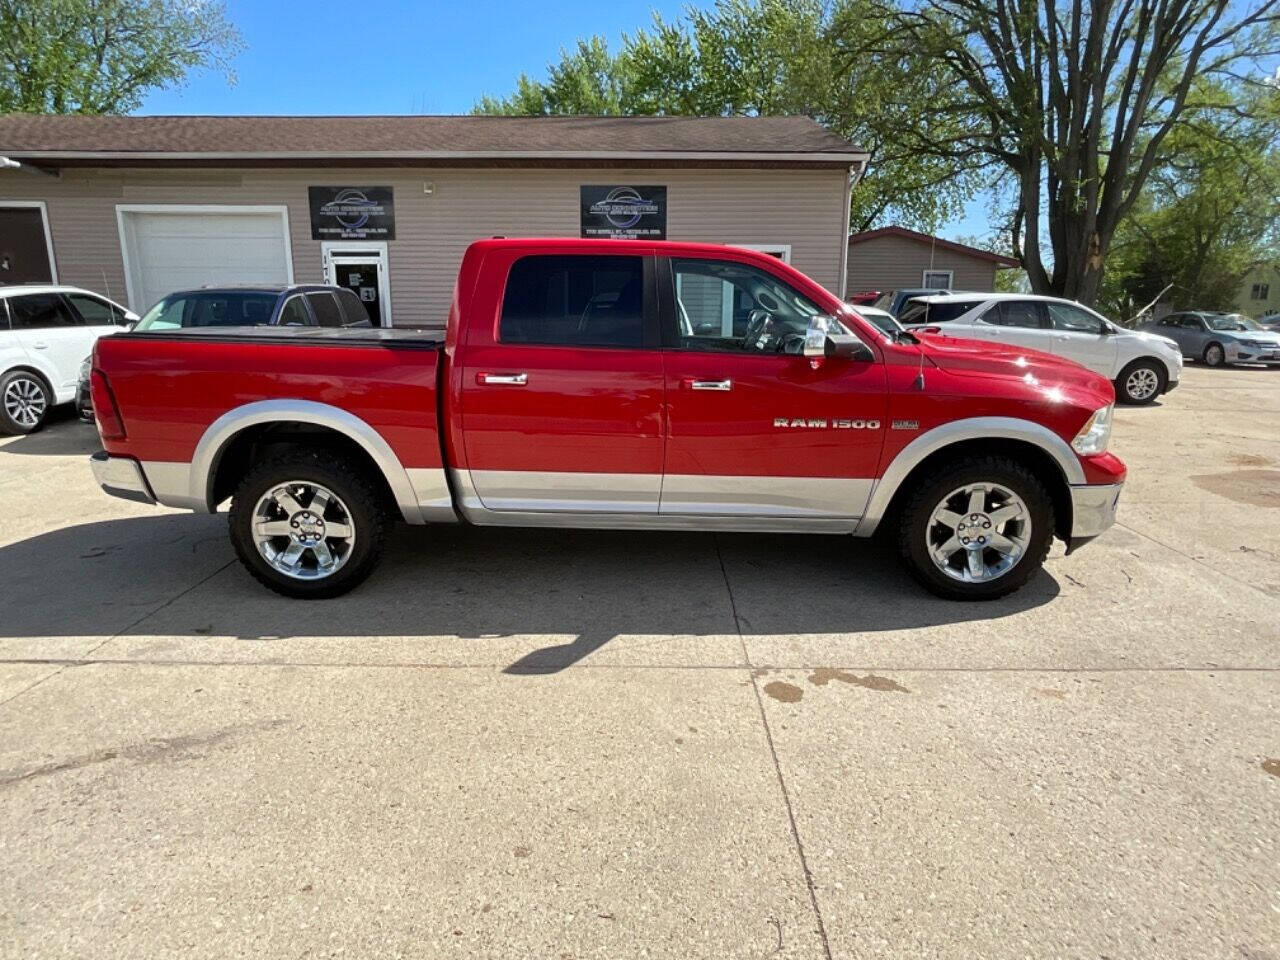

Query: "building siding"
left=2, top=165, right=848, bottom=324
left=846, top=234, right=999, bottom=294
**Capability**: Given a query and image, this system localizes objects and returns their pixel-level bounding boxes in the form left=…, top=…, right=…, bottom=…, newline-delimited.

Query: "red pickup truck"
left=89, top=238, right=1125, bottom=601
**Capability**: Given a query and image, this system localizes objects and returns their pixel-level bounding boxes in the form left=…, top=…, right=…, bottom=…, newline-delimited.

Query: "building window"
left=922, top=269, right=954, bottom=288
left=1251, top=283, right=1270, bottom=300
left=734, top=244, right=791, bottom=263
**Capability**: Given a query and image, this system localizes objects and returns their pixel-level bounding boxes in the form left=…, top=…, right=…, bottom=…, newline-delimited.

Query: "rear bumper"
left=1066, top=481, right=1122, bottom=553
left=90, top=452, right=156, bottom=505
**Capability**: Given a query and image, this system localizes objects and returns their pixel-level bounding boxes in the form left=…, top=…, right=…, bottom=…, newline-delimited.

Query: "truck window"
left=335, top=289, right=373, bottom=327
left=500, top=255, right=645, bottom=348
left=671, top=257, right=822, bottom=353
left=277, top=296, right=312, bottom=326
left=305, top=293, right=344, bottom=328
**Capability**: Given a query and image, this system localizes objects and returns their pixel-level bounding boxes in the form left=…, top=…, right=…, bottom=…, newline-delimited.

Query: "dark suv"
left=132, top=284, right=376, bottom=332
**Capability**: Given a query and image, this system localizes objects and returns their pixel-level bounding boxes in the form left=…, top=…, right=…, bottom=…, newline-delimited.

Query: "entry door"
left=459, top=251, right=664, bottom=513
left=661, top=256, right=887, bottom=519
left=323, top=245, right=388, bottom=326
left=0, top=207, right=54, bottom=284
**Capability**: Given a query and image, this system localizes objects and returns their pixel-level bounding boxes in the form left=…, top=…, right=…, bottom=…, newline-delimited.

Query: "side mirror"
left=803, top=315, right=874, bottom=362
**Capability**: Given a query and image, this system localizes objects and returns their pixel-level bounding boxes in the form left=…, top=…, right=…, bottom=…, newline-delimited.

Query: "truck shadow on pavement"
left=0, top=515, right=1060, bottom=673
left=0, top=412, right=99, bottom=457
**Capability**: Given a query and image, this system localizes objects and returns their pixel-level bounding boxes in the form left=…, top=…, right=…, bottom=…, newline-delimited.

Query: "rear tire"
left=1115, top=359, right=1165, bottom=405
left=897, top=456, right=1055, bottom=601
left=0, top=370, right=52, bottom=435
left=1203, top=342, right=1226, bottom=367
left=228, top=450, right=388, bottom=599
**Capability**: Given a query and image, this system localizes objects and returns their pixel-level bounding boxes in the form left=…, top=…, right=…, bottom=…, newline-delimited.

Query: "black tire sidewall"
left=899, top=457, right=1055, bottom=601
left=0, top=370, right=52, bottom=435
left=228, top=453, right=387, bottom=599
left=1116, top=359, right=1165, bottom=404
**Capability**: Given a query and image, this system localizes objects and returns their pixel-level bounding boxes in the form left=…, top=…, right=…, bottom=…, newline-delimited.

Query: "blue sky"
left=139, top=0, right=988, bottom=239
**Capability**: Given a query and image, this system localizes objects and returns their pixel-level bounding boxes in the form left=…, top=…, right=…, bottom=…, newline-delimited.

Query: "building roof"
left=849, top=226, right=1019, bottom=267
left=0, top=114, right=867, bottom=168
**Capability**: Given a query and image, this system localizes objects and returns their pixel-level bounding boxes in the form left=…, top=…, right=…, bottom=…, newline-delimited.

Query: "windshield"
left=135, top=292, right=278, bottom=330
left=1206, top=313, right=1260, bottom=332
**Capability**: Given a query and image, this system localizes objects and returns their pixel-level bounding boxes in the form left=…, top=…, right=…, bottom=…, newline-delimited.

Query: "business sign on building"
left=308, top=186, right=396, bottom=240
left=580, top=185, right=667, bottom=239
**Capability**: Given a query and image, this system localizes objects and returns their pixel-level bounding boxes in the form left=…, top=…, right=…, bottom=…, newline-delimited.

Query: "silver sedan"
left=1140, top=311, right=1280, bottom=366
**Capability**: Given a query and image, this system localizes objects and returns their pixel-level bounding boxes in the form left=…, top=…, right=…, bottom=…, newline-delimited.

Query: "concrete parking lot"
left=1, top=363, right=1277, bottom=959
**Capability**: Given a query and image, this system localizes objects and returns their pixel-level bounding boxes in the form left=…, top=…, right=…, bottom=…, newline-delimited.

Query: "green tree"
left=0, top=0, right=242, bottom=114
left=863, top=0, right=1280, bottom=306
left=474, top=0, right=977, bottom=232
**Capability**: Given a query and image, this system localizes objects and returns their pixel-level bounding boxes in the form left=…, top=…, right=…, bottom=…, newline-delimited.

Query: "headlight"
left=78, top=357, right=92, bottom=381
left=1239, top=339, right=1261, bottom=349
left=1072, top=404, right=1113, bottom=456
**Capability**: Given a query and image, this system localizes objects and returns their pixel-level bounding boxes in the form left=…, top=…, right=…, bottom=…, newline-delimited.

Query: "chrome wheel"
left=1125, top=366, right=1160, bottom=401
left=3, top=376, right=46, bottom=429
left=252, top=481, right=355, bottom=580
left=927, top=482, right=1031, bottom=583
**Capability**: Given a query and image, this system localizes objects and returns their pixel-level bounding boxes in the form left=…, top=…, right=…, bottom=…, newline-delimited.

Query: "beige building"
left=846, top=226, right=1017, bottom=297
left=0, top=115, right=867, bottom=326
left=1236, top=262, right=1280, bottom=318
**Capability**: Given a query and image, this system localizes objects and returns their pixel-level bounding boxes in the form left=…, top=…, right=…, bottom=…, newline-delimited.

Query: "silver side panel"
left=661, top=473, right=871, bottom=518
left=188, top=399, right=434, bottom=524
left=141, top=460, right=201, bottom=511
left=462, top=469, right=661, bottom=514
left=406, top=467, right=458, bottom=523
left=855, top=416, right=1087, bottom=537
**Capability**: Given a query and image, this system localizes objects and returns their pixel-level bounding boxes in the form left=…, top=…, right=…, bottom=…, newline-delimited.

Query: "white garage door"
left=119, top=207, right=293, bottom=312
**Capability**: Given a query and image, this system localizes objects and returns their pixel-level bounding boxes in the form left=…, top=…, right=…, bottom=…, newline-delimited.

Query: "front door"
left=6, top=292, right=94, bottom=398
left=1043, top=301, right=1118, bottom=376
left=660, top=255, right=886, bottom=520
left=458, top=250, right=665, bottom=513
left=322, top=244, right=388, bottom=326
left=0, top=207, right=54, bottom=285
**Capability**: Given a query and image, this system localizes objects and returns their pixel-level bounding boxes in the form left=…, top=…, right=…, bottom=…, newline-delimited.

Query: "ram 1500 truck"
left=88, top=238, right=1125, bottom=601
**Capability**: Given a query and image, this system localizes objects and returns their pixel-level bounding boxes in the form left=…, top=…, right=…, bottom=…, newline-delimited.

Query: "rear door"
left=970, top=299, right=1055, bottom=353
left=660, top=254, right=886, bottom=520
left=458, top=250, right=665, bottom=513
left=6, top=293, right=91, bottom=400
left=1044, top=301, right=1118, bottom=375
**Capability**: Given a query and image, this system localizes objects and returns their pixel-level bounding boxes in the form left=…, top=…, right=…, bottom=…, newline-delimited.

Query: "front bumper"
left=1065, top=481, right=1123, bottom=553
left=90, top=452, right=156, bottom=505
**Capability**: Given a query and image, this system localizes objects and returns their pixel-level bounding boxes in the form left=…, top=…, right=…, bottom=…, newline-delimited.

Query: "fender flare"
left=855, top=416, right=1084, bottom=536
left=190, top=399, right=426, bottom=523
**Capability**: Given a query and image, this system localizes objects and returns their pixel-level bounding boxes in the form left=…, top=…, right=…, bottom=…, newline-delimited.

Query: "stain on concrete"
left=1262, top=758, right=1280, bottom=779
left=1227, top=453, right=1272, bottom=468
left=763, top=681, right=803, bottom=703
left=808, top=668, right=910, bottom=693
left=751, top=668, right=772, bottom=678
left=513, top=845, right=532, bottom=858
left=1038, top=689, right=1068, bottom=700
left=0, top=719, right=287, bottom=788
left=1191, top=469, right=1280, bottom=509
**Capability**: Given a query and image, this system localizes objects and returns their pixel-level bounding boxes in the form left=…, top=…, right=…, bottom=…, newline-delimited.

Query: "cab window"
left=670, top=257, right=827, bottom=354
left=500, top=255, right=645, bottom=348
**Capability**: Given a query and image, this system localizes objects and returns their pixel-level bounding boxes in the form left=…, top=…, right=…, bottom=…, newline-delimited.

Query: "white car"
left=1, top=285, right=137, bottom=434
left=898, top=293, right=1183, bottom=404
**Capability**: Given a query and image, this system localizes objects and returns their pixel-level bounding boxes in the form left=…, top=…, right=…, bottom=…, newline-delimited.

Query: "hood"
left=1235, top=329, right=1280, bottom=344
left=915, top=332, right=1110, bottom=394
left=1122, top=328, right=1179, bottom=350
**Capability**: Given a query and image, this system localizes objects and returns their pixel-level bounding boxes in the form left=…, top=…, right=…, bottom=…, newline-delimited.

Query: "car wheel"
left=0, top=370, right=52, bottom=435
left=1115, top=359, right=1165, bottom=405
left=1203, top=342, right=1226, bottom=367
left=228, top=450, right=388, bottom=599
left=898, top=456, right=1055, bottom=601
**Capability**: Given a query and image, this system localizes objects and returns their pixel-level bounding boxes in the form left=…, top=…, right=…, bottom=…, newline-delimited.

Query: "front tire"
left=1203, top=342, right=1226, bottom=367
left=228, top=451, right=388, bottom=599
left=897, top=456, right=1055, bottom=601
left=0, top=370, right=52, bottom=435
left=1115, top=359, right=1165, bottom=405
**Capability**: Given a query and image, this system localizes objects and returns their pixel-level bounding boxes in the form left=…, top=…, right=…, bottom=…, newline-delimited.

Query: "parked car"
left=133, top=284, right=375, bottom=332
left=897, top=293, right=1182, bottom=405
left=89, top=238, right=1125, bottom=603
left=0, top=284, right=136, bottom=434
left=1140, top=311, right=1280, bottom=367
left=851, top=304, right=906, bottom=338
left=873, top=287, right=954, bottom=316
left=846, top=290, right=881, bottom=306
left=1258, top=313, right=1280, bottom=333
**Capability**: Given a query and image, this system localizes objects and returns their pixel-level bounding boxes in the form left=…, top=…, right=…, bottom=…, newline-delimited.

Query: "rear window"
left=899, top=300, right=981, bottom=325
left=305, top=293, right=344, bottom=328
left=135, top=292, right=277, bottom=330
left=500, top=255, right=645, bottom=348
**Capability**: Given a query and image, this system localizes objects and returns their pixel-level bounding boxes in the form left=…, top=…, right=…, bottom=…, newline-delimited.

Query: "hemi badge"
left=891, top=420, right=920, bottom=431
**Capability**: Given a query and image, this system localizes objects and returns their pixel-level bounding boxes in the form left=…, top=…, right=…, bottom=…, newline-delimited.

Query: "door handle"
left=477, top=372, right=528, bottom=386
left=32, top=341, right=48, bottom=350
left=686, top=378, right=732, bottom=391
